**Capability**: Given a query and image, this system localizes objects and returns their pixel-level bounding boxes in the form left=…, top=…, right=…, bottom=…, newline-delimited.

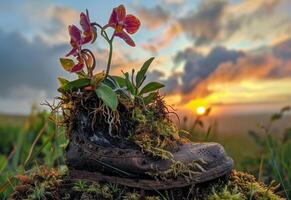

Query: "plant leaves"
left=95, top=83, right=118, bottom=111
left=280, top=106, right=290, bottom=113
left=136, top=57, right=155, bottom=87
left=178, top=130, right=190, bottom=138
left=62, top=78, right=90, bottom=91
left=139, top=82, right=164, bottom=95
left=60, top=58, right=74, bottom=72
left=0, top=155, right=8, bottom=173
left=77, top=71, right=87, bottom=78
left=123, top=72, right=135, bottom=95
left=57, top=77, right=69, bottom=87
left=143, top=92, right=157, bottom=105
left=90, top=72, right=105, bottom=87
left=102, top=78, right=116, bottom=89
left=271, top=113, right=282, bottom=121
left=205, top=108, right=212, bottom=116
left=112, top=76, right=126, bottom=87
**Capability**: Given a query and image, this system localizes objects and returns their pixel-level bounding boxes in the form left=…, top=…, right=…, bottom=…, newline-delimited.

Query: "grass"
left=0, top=107, right=290, bottom=199
left=212, top=132, right=259, bottom=170
left=0, top=114, right=26, bottom=126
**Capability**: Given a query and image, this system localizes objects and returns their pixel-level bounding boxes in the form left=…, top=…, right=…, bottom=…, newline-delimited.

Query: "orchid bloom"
left=106, top=5, right=140, bottom=46
left=65, top=25, right=85, bottom=73
left=66, top=25, right=82, bottom=57
left=66, top=11, right=96, bottom=73
left=80, top=11, right=95, bottom=44
left=70, top=54, right=85, bottom=73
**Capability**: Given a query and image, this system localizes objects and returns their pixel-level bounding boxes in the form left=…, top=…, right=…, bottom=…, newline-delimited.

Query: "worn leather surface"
left=66, top=133, right=233, bottom=178
left=66, top=112, right=233, bottom=181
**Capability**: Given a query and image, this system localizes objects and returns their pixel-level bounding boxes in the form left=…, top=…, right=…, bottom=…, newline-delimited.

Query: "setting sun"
left=196, top=106, right=206, bottom=115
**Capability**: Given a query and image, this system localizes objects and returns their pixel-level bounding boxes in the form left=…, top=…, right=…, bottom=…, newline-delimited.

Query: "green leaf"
left=136, top=57, right=155, bottom=87
left=271, top=113, right=282, bottom=121
left=123, top=72, right=135, bottom=95
left=139, top=82, right=164, bottom=95
left=62, top=78, right=90, bottom=91
left=178, top=130, right=190, bottom=138
left=90, top=72, right=105, bottom=87
left=143, top=92, right=157, bottom=105
left=95, top=83, right=118, bottom=111
left=77, top=71, right=87, bottom=79
left=0, top=155, right=8, bottom=173
left=60, top=58, right=74, bottom=72
left=102, top=78, right=116, bottom=89
left=112, top=76, right=126, bottom=87
left=57, top=77, right=69, bottom=87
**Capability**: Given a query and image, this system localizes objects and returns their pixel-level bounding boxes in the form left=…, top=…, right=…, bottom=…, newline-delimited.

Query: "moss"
left=147, top=159, right=207, bottom=181
left=10, top=168, right=285, bottom=200
left=228, top=171, right=284, bottom=200
left=122, top=192, right=140, bottom=200
left=130, top=103, right=181, bottom=160
left=208, top=186, right=244, bottom=200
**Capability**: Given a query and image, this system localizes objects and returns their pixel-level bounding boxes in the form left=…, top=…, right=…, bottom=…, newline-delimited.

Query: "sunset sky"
left=0, top=0, right=290, bottom=115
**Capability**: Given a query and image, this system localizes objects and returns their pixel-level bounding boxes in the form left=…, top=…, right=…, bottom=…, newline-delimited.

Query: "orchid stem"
left=105, top=40, right=113, bottom=79
left=91, top=22, right=113, bottom=79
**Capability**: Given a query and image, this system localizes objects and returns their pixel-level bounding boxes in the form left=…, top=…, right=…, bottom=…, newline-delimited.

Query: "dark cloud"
left=224, top=0, right=285, bottom=40
left=145, top=70, right=180, bottom=94
left=167, top=38, right=291, bottom=101
left=135, top=5, right=170, bottom=30
left=178, top=0, right=227, bottom=45
left=0, top=29, right=67, bottom=98
left=140, top=0, right=290, bottom=52
left=273, top=38, right=291, bottom=60
left=175, top=46, right=245, bottom=93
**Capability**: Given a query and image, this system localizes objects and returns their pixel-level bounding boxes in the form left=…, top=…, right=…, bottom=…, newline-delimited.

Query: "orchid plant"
left=58, top=5, right=164, bottom=111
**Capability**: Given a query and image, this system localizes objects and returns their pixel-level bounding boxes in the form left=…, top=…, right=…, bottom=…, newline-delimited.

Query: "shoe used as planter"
left=66, top=128, right=233, bottom=189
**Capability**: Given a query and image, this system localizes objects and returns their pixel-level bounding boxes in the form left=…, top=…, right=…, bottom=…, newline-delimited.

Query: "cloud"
left=273, top=38, right=291, bottom=60
left=162, top=0, right=185, bottom=5
left=145, top=70, right=181, bottom=94
left=26, top=5, right=79, bottom=44
left=142, top=22, right=182, bottom=53
left=141, top=0, right=227, bottom=52
left=223, top=0, right=290, bottom=44
left=171, top=38, right=291, bottom=101
left=179, top=0, right=227, bottom=45
left=141, top=0, right=291, bottom=53
left=135, top=5, right=170, bottom=30
left=0, top=29, right=67, bottom=99
left=175, top=46, right=245, bottom=94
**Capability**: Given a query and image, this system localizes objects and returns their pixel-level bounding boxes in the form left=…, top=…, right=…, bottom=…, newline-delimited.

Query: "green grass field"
left=0, top=114, right=26, bottom=126
left=0, top=111, right=290, bottom=199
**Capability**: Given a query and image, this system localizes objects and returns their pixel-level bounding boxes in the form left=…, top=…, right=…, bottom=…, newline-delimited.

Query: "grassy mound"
left=10, top=166, right=284, bottom=200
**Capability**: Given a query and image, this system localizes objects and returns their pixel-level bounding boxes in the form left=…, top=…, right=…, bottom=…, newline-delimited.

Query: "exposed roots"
left=88, top=101, right=120, bottom=136
left=48, top=89, right=182, bottom=160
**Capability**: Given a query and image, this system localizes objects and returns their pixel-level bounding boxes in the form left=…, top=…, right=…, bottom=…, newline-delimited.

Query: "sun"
left=196, top=106, right=206, bottom=115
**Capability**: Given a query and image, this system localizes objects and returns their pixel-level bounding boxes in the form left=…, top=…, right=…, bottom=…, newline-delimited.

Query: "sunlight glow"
left=196, top=106, right=206, bottom=115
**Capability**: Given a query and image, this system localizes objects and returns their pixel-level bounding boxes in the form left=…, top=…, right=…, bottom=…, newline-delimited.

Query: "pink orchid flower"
left=80, top=11, right=95, bottom=44
left=66, top=25, right=82, bottom=57
left=106, top=5, right=140, bottom=46
left=66, top=25, right=85, bottom=73
left=66, top=11, right=96, bottom=73
left=70, top=54, right=85, bottom=73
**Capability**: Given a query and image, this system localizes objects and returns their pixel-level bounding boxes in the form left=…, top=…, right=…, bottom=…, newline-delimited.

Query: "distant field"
left=0, top=112, right=286, bottom=170
left=0, top=113, right=27, bottom=126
